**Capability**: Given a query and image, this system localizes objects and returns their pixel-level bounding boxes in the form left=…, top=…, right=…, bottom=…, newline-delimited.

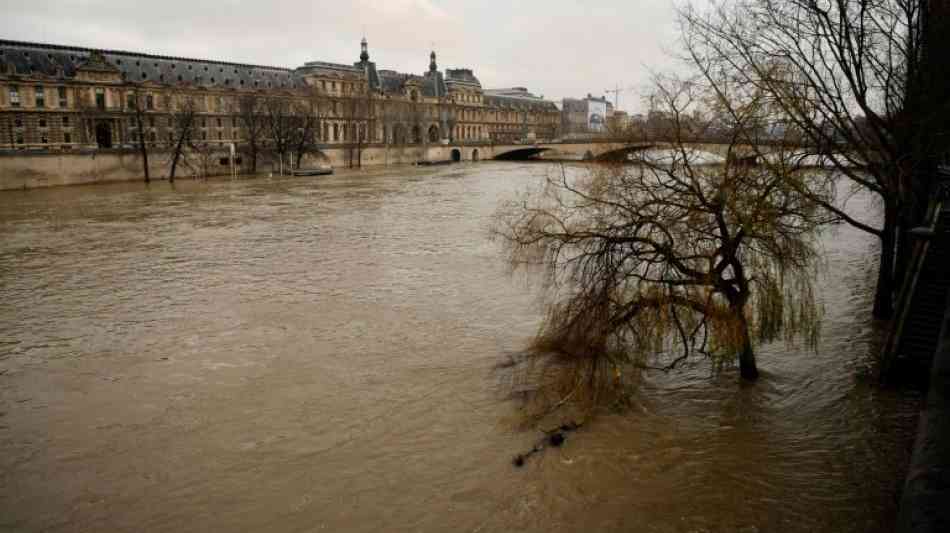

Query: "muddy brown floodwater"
left=0, top=163, right=921, bottom=532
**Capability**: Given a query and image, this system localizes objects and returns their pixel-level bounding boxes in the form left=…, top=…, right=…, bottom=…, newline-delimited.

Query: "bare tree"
left=493, top=76, right=827, bottom=421
left=339, top=86, right=373, bottom=168
left=380, top=97, right=411, bottom=163
left=262, top=95, right=297, bottom=175
left=125, top=85, right=151, bottom=183
left=235, top=93, right=267, bottom=174
left=163, top=91, right=198, bottom=182
left=679, top=0, right=950, bottom=318
left=289, top=93, right=327, bottom=170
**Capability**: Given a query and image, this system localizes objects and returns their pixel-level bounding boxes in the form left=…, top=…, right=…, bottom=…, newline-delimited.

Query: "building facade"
left=561, top=94, right=614, bottom=138
left=0, top=38, right=561, bottom=161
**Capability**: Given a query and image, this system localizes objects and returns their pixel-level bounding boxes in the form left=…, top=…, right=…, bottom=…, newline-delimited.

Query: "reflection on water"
left=0, top=164, right=920, bottom=532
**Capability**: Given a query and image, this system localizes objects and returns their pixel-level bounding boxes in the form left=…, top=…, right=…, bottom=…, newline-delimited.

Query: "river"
left=0, top=163, right=921, bottom=532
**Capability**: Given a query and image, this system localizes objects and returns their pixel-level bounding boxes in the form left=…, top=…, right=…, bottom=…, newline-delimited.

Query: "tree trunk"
left=139, top=139, right=150, bottom=183
left=873, top=202, right=899, bottom=319
left=736, top=314, right=759, bottom=381
left=169, top=138, right=184, bottom=183
left=135, top=114, right=150, bottom=183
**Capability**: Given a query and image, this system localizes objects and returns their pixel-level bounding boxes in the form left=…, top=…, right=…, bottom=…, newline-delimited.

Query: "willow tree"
left=493, top=77, right=827, bottom=420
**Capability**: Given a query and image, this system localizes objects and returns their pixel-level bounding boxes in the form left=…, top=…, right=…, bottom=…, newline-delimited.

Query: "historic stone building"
left=0, top=38, right=561, bottom=161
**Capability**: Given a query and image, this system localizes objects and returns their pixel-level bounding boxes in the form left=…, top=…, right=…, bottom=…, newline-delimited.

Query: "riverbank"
left=0, top=144, right=475, bottom=191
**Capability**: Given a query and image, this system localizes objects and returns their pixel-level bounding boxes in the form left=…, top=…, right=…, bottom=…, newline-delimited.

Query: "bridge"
left=423, top=140, right=789, bottom=165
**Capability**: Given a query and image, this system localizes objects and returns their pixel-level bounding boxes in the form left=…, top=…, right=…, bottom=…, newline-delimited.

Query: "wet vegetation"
left=494, top=0, right=949, bottom=423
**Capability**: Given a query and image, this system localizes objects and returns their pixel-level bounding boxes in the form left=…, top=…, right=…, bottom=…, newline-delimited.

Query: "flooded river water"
left=0, top=163, right=921, bottom=532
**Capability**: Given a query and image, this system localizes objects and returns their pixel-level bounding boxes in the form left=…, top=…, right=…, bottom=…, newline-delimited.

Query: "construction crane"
left=605, top=85, right=636, bottom=110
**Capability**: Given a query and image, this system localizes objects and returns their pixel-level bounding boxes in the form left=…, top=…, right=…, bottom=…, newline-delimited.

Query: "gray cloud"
left=0, top=0, right=682, bottom=112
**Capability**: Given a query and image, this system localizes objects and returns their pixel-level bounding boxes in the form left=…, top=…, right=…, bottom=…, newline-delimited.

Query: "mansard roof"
left=0, top=39, right=302, bottom=90
left=445, top=68, right=481, bottom=90
left=485, top=94, right=558, bottom=112
left=375, top=69, right=445, bottom=98
left=0, top=39, right=547, bottom=106
left=484, top=87, right=558, bottom=112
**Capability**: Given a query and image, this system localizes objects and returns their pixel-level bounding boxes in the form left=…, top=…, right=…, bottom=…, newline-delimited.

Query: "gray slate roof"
left=0, top=39, right=302, bottom=90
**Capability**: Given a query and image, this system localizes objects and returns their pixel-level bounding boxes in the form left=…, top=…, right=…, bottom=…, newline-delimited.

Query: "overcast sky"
left=0, top=0, right=686, bottom=113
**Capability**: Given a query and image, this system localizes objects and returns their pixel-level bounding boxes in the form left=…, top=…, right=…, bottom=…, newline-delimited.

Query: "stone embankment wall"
left=0, top=146, right=450, bottom=190
left=897, top=263, right=950, bottom=532
left=0, top=142, right=614, bottom=190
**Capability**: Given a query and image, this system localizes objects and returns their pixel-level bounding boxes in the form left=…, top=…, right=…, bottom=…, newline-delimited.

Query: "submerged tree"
left=493, top=77, right=827, bottom=421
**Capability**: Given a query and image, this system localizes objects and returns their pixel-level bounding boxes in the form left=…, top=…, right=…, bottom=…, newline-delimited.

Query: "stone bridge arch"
left=493, top=147, right=550, bottom=161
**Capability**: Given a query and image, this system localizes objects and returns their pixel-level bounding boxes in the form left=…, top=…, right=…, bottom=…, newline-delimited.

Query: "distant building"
left=482, top=87, right=558, bottom=142
left=0, top=38, right=561, bottom=152
left=561, top=94, right=614, bottom=138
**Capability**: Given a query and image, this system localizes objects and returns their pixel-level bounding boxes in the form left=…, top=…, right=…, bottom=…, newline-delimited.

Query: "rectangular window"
left=127, top=93, right=135, bottom=109
left=41, top=133, right=48, bottom=144
left=58, top=86, right=67, bottom=107
left=62, top=116, right=70, bottom=127
left=35, top=86, right=45, bottom=108
left=216, top=117, right=222, bottom=127
left=146, top=94, right=154, bottom=110
left=148, top=117, right=155, bottom=128
left=15, top=132, right=24, bottom=145
left=95, top=88, right=105, bottom=110
left=10, top=86, right=20, bottom=107
left=64, top=132, right=72, bottom=144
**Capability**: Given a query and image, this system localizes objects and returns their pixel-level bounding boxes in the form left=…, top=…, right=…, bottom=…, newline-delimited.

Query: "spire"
left=429, top=50, right=437, bottom=72
left=360, top=36, right=369, bottom=63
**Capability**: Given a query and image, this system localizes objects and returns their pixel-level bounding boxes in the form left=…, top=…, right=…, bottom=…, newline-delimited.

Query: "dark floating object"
left=292, top=168, right=333, bottom=177
left=511, top=420, right=583, bottom=468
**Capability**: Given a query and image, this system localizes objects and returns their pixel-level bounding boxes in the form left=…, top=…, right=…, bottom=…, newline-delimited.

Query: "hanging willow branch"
left=492, top=74, right=827, bottom=423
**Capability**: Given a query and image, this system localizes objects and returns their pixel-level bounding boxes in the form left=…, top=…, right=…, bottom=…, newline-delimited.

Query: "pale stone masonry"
left=0, top=38, right=561, bottom=153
